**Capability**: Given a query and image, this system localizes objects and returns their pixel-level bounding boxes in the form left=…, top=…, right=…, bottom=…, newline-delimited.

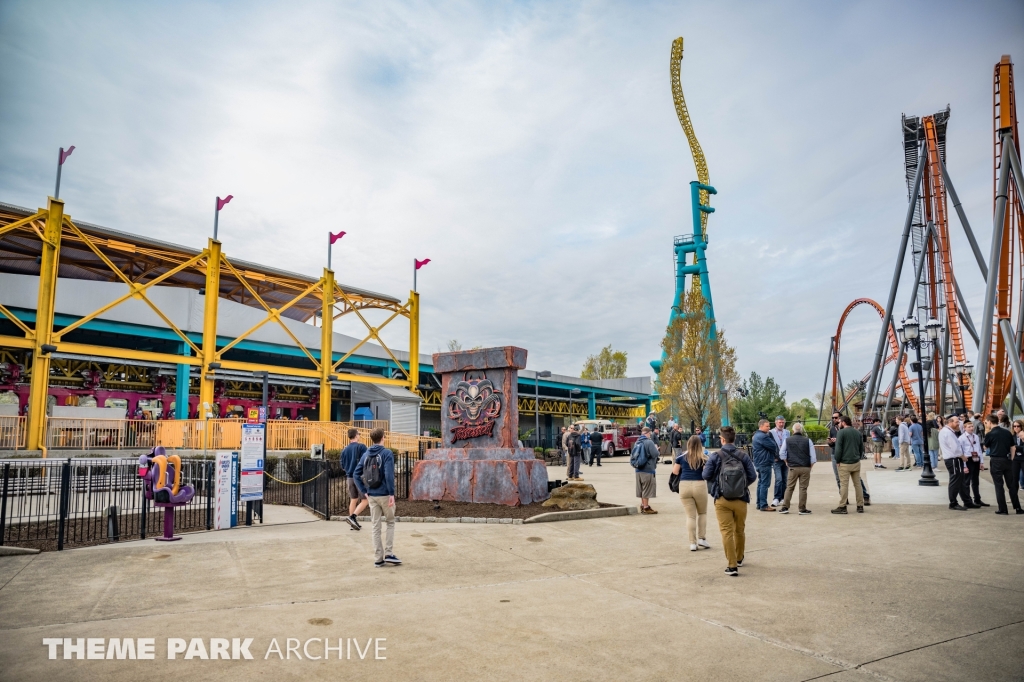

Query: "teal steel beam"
left=175, top=341, right=191, bottom=419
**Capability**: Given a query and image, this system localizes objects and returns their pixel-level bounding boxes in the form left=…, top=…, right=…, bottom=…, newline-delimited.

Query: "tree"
left=446, top=339, right=462, bottom=352
left=654, top=288, right=739, bottom=431
left=730, top=371, right=789, bottom=432
left=580, top=345, right=628, bottom=380
left=788, top=398, right=819, bottom=424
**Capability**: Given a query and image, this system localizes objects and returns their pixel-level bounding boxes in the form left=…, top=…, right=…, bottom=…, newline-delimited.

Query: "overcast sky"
left=1, top=1, right=1021, bottom=402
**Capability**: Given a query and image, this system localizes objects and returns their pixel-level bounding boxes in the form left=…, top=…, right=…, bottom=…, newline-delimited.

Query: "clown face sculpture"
left=447, top=372, right=502, bottom=426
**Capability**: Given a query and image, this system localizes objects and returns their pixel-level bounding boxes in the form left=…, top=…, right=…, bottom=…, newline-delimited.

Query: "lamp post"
left=535, top=370, right=551, bottom=449
left=953, top=362, right=973, bottom=417
left=896, top=316, right=942, bottom=487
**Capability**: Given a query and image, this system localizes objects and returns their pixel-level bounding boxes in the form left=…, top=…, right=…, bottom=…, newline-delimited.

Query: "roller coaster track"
left=831, top=298, right=919, bottom=415
left=986, top=55, right=1023, bottom=413
left=670, top=37, right=710, bottom=247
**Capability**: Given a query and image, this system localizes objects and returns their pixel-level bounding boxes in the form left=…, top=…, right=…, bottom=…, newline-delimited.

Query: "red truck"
left=573, top=420, right=641, bottom=457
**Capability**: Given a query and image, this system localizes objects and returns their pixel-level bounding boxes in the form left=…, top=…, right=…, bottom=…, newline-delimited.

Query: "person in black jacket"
left=566, top=426, right=583, bottom=481
left=702, top=426, right=757, bottom=576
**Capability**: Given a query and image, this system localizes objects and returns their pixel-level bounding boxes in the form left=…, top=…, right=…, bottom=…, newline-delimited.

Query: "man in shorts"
left=341, top=428, right=369, bottom=530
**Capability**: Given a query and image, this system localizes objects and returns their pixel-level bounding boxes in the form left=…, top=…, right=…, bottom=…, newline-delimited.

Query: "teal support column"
left=175, top=341, right=190, bottom=419
left=587, top=393, right=596, bottom=419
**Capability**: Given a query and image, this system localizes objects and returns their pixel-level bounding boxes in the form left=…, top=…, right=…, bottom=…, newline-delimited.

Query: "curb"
left=524, top=505, right=634, bottom=524
left=0, top=546, right=42, bottom=556
left=340, top=515, right=525, bottom=525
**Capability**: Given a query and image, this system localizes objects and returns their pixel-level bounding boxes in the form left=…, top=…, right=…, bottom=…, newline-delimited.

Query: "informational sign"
left=214, top=451, right=238, bottom=530
left=246, top=407, right=260, bottom=424
left=258, top=406, right=267, bottom=423
left=240, top=424, right=265, bottom=502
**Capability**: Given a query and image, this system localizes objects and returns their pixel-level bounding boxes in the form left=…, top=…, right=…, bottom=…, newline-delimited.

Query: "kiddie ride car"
left=137, top=446, right=196, bottom=541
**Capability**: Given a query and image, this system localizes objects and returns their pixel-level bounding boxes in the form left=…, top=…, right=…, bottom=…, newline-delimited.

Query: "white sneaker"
left=771, top=499, right=781, bottom=507
left=697, top=539, right=711, bottom=549
left=690, top=543, right=698, bottom=551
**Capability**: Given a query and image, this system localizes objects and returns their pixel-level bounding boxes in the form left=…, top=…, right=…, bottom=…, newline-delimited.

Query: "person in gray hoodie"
left=354, top=427, right=401, bottom=568
left=634, top=426, right=660, bottom=514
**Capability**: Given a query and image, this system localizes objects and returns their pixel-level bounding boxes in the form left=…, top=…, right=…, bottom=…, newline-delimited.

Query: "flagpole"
left=328, top=233, right=332, bottom=271
left=54, top=148, right=63, bottom=199
left=414, top=258, right=417, bottom=293
left=213, top=197, right=220, bottom=240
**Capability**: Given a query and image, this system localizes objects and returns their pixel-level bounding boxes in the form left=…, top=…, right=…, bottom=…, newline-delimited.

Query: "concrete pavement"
left=1, top=458, right=1021, bottom=681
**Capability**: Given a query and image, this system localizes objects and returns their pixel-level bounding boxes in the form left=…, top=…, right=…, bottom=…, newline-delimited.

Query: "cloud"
left=0, top=0, right=1020, bottom=401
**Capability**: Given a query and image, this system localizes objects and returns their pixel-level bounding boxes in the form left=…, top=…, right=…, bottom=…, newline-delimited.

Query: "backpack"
left=717, top=449, right=748, bottom=500
left=630, top=439, right=649, bottom=469
left=870, top=424, right=885, bottom=441
left=361, top=451, right=383, bottom=489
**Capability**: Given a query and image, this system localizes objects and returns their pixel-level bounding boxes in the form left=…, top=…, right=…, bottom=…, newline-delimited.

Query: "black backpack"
left=717, top=450, right=747, bottom=500
left=362, top=451, right=383, bottom=489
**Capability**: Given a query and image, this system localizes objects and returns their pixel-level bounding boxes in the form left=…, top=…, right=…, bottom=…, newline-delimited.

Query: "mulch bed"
left=391, top=499, right=620, bottom=520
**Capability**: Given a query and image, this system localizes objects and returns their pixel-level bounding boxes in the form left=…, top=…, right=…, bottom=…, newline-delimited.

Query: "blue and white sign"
left=240, top=424, right=265, bottom=502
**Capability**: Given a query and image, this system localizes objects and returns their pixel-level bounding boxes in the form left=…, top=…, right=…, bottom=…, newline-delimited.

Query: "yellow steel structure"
left=0, top=198, right=422, bottom=451
left=670, top=36, right=711, bottom=242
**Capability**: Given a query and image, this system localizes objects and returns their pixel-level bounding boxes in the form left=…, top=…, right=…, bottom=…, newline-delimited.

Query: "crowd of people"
left=628, top=408, right=1022, bottom=576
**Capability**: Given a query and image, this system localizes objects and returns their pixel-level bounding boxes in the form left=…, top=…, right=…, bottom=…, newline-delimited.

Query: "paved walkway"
left=1, top=458, right=1021, bottom=681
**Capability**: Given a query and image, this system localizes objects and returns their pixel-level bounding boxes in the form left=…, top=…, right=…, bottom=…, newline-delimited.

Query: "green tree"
left=730, top=372, right=789, bottom=432
left=654, top=288, right=739, bottom=430
left=581, top=345, right=628, bottom=380
left=788, top=398, right=819, bottom=424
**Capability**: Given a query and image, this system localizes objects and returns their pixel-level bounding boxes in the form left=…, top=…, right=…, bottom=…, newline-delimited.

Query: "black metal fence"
left=0, top=449, right=425, bottom=551
left=0, top=458, right=223, bottom=552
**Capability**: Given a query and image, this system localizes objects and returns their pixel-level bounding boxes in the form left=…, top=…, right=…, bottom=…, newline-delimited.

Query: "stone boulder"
left=541, top=483, right=600, bottom=511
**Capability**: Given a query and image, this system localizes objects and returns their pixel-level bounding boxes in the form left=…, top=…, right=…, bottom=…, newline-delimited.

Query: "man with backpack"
left=867, top=416, right=887, bottom=470
left=565, top=425, right=583, bottom=481
left=340, top=428, right=369, bottom=530
left=353, top=428, right=401, bottom=568
left=632, top=426, right=660, bottom=514
left=702, top=426, right=757, bottom=576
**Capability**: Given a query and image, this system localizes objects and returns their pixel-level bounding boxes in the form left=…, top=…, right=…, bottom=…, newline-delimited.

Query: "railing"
left=0, top=416, right=26, bottom=450
left=29, top=417, right=441, bottom=453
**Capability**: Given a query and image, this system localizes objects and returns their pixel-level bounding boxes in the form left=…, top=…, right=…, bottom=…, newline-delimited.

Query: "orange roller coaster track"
left=829, top=298, right=918, bottom=416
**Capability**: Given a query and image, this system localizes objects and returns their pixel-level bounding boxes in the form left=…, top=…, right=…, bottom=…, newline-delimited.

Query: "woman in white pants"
left=673, top=435, right=711, bottom=551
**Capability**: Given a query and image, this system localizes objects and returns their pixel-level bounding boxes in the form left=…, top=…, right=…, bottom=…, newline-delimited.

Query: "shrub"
left=804, top=424, right=829, bottom=444
left=263, top=454, right=279, bottom=476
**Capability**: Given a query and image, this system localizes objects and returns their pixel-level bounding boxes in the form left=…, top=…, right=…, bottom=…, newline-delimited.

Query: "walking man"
left=778, top=422, right=815, bottom=514
left=769, top=416, right=790, bottom=508
left=831, top=416, right=865, bottom=514
left=958, top=419, right=988, bottom=507
left=751, top=419, right=778, bottom=511
left=340, top=427, right=369, bottom=530
left=353, top=428, right=401, bottom=567
left=985, top=414, right=1021, bottom=515
left=939, top=415, right=975, bottom=511
left=633, top=426, right=660, bottom=514
left=566, top=425, right=583, bottom=481
left=670, top=424, right=684, bottom=459
left=867, top=417, right=887, bottom=469
left=702, top=426, right=757, bottom=576
left=897, top=416, right=913, bottom=471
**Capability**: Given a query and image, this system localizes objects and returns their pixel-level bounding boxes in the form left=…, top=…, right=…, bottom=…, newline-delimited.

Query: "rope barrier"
left=263, top=470, right=326, bottom=485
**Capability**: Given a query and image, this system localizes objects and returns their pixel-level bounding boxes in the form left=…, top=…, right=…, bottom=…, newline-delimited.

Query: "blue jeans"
left=912, top=444, right=924, bottom=467
left=773, top=460, right=788, bottom=502
left=755, top=462, right=773, bottom=509
left=928, top=449, right=938, bottom=470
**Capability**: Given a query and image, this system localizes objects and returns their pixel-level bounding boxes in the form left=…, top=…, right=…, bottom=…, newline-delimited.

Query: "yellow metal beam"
left=0, top=334, right=35, bottom=350
left=0, top=209, right=47, bottom=240
left=199, top=239, right=222, bottom=421
left=319, top=268, right=334, bottom=422
left=55, top=342, right=203, bottom=366
left=27, top=199, right=63, bottom=451
left=215, top=357, right=412, bottom=387
left=0, top=303, right=34, bottom=338
left=408, top=290, right=419, bottom=393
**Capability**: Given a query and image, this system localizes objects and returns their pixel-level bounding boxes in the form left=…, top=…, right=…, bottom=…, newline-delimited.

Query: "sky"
left=1, top=0, right=1021, bottom=403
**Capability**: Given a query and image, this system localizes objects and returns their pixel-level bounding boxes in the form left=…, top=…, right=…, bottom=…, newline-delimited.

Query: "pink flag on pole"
left=216, top=195, right=234, bottom=211
left=59, top=146, right=75, bottom=165
left=329, top=231, right=346, bottom=244
left=415, top=258, right=431, bottom=270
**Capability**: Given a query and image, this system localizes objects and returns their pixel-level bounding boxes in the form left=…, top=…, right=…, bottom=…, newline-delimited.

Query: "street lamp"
left=953, top=362, right=973, bottom=417
left=534, top=370, right=551, bottom=449
left=896, top=316, right=942, bottom=487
